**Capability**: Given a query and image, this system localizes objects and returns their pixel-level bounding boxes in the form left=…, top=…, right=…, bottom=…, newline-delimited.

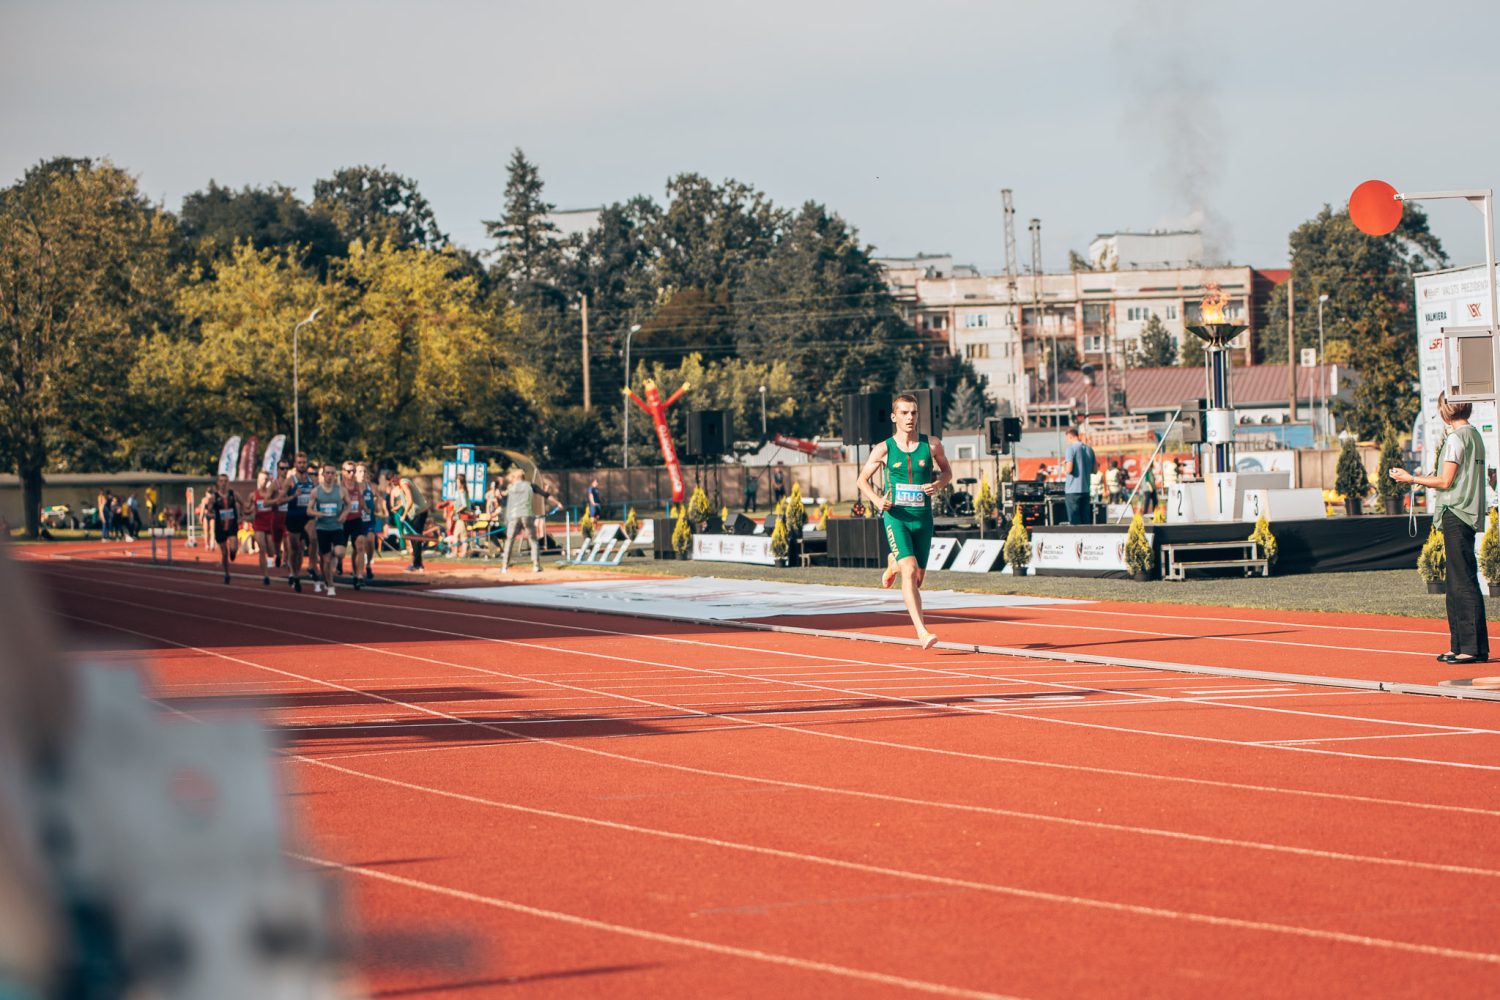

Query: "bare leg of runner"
left=897, top=556, right=936, bottom=648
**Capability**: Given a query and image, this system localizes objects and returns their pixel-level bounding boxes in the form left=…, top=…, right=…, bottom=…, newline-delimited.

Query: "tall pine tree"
left=485, top=148, right=561, bottom=290
left=944, top=376, right=989, bottom=430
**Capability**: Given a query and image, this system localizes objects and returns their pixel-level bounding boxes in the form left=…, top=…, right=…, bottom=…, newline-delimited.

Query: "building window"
left=1083, top=335, right=1104, bottom=352
left=924, top=313, right=947, bottom=330
left=965, top=343, right=990, bottom=360
left=1126, top=306, right=1151, bottom=322
left=1165, top=304, right=1178, bottom=320
left=963, top=313, right=989, bottom=329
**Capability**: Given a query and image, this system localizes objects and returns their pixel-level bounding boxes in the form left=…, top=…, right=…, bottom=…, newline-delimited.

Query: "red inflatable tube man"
left=623, top=378, right=691, bottom=503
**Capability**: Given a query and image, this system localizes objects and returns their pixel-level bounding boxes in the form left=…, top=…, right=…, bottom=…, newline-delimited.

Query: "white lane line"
left=1260, top=730, right=1492, bottom=747
left=53, top=604, right=1500, bottom=883
left=291, top=854, right=1017, bottom=999
left=42, top=563, right=1500, bottom=812
left=915, top=611, right=1434, bottom=659
left=1181, top=687, right=1299, bottom=695
left=290, top=757, right=1500, bottom=967
left=80, top=561, right=1494, bottom=741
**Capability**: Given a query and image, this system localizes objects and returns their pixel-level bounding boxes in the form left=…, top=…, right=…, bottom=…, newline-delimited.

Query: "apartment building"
left=880, top=261, right=1274, bottom=424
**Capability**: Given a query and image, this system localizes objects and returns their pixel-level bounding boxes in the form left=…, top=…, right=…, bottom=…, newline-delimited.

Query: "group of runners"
left=201, top=453, right=431, bottom=595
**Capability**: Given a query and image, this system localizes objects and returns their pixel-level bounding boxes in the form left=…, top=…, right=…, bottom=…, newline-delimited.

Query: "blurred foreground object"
left=0, top=550, right=362, bottom=999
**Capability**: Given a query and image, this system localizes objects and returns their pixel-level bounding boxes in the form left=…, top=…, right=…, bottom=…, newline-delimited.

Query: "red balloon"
left=1349, top=179, right=1402, bottom=236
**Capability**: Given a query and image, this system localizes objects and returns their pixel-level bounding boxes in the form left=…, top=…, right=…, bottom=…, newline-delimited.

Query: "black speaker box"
left=842, top=393, right=890, bottom=447
left=730, top=513, right=757, bottom=535
left=685, top=410, right=730, bottom=458
left=984, top=416, right=1023, bottom=455
left=1178, top=398, right=1207, bottom=445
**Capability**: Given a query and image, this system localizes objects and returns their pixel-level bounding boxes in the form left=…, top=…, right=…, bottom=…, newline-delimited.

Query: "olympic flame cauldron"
left=1185, top=282, right=1247, bottom=475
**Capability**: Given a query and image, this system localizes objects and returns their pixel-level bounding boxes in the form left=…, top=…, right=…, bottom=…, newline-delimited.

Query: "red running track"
left=21, top=548, right=1500, bottom=998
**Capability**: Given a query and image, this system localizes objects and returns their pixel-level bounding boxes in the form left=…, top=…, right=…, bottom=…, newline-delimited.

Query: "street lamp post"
left=758, top=384, right=767, bottom=439
left=292, top=307, right=321, bottom=456
left=622, top=323, right=642, bottom=470
left=1317, top=293, right=1329, bottom=445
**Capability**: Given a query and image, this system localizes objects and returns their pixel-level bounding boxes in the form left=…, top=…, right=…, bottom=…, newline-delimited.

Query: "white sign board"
left=1241, top=488, right=1326, bottom=522
left=925, top=537, right=957, bottom=570
left=692, top=533, right=777, bottom=565
left=1415, top=265, right=1499, bottom=512
left=1031, top=530, right=1135, bottom=573
left=949, top=539, right=1004, bottom=573
left=1166, top=482, right=1207, bottom=523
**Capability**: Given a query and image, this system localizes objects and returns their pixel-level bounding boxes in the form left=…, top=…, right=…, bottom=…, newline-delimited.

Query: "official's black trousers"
left=1441, top=510, right=1488, bottom=659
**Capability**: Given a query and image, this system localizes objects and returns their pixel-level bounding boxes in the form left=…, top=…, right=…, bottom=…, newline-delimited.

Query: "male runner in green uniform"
left=856, top=392, right=953, bottom=649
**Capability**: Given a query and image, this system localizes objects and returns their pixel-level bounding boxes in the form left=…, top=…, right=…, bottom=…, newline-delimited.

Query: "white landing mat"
left=430, top=576, right=1086, bottom=622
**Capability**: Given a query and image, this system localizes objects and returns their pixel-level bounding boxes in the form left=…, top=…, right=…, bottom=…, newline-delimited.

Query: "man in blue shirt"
left=1062, top=426, right=1096, bottom=525
left=587, top=478, right=602, bottom=520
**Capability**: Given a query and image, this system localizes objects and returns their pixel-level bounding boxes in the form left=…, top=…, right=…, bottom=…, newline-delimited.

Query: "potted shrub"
left=974, top=476, right=998, bottom=537
left=1482, top=509, right=1500, bottom=593
left=1376, top=426, right=1408, bottom=515
left=1125, top=512, right=1153, bottom=581
left=1248, top=514, right=1278, bottom=572
left=671, top=512, right=692, bottom=560
left=1003, top=513, right=1031, bottom=575
left=686, top=486, right=712, bottom=530
left=1335, top=438, right=1370, bottom=516
left=623, top=507, right=639, bottom=541
left=579, top=509, right=596, bottom=542
left=1417, top=523, right=1445, bottom=594
left=769, top=516, right=790, bottom=567
left=782, top=482, right=806, bottom=563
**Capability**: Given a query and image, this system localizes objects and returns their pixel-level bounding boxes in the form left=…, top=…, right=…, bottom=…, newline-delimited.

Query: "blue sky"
left=5, top=0, right=1498, bottom=271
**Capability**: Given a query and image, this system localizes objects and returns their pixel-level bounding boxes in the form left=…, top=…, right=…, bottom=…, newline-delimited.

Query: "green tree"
left=485, top=148, right=562, bottom=290
left=1133, top=314, right=1178, bottom=367
left=631, top=353, right=797, bottom=462
left=646, top=173, right=785, bottom=293
left=944, top=376, right=989, bottom=429
left=312, top=165, right=447, bottom=251
left=735, top=201, right=910, bottom=432
left=0, top=157, right=175, bottom=537
left=1262, top=203, right=1446, bottom=436
left=135, top=243, right=324, bottom=470
left=177, top=181, right=342, bottom=274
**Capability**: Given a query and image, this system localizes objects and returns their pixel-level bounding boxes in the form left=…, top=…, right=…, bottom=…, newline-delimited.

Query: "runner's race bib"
left=319, top=502, right=339, bottom=517
left=218, top=509, right=236, bottom=522
left=892, top=483, right=927, bottom=509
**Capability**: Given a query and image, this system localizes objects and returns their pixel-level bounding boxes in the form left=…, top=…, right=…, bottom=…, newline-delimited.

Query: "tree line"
left=0, top=152, right=981, bottom=537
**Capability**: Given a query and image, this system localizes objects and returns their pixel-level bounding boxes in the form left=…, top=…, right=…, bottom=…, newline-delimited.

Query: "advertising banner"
left=950, top=539, right=1004, bottom=573
left=692, top=533, right=777, bottom=566
left=261, top=435, right=286, bottom=474
left=1030, top=530, right=1136, bottom=573
left=216, top=436, right=241, bottom=478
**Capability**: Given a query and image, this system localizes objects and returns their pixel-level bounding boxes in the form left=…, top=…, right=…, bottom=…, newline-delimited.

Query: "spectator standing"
left=1390, top=393, right=1488, bottom=665
left=587, top=478, right=602, bottom=520
left=772, top=463, right=786, bottom=505
left=1062, top=427, right=1097, bottom=525
left=97, top=488, right=111, bottom=541
left=499, top=468, right=542, bottom=573
left=1107, top=460, right=1127, bottom=503
left=125, top=494, right=141, bottom=536
left=743, top=469, right=759, bottom=513
left=392, top=474, right=431, bottom=573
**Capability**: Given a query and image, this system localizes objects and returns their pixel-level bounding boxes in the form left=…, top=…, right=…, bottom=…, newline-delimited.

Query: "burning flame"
left=1199, top=282, right=1228, bottom=325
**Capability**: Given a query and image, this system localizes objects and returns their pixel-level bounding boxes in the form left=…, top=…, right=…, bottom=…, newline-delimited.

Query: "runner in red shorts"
left=249, top=470, right=282, bottom=586
left=271, top=457, right=290, bottom=566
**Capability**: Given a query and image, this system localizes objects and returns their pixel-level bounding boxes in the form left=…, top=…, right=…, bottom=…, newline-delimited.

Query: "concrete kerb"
left=414, top=588, right=1500, bottom=705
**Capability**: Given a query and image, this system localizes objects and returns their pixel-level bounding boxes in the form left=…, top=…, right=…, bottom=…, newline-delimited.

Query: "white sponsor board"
left=431, top=576, right=1083, bottom=621
left=949, top=539, right=1004, bottom=573
left=692, top=533, right=777, bottom=565
left=925, top=536, right=958, bottom=570
left=1030, top=530, right=1137, bottom=573
left=1415, top=265, right=1499, bottom=511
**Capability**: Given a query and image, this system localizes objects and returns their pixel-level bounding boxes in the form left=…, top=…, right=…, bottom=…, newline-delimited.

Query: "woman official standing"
left=1391, top=392, right=1489, bottom=665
